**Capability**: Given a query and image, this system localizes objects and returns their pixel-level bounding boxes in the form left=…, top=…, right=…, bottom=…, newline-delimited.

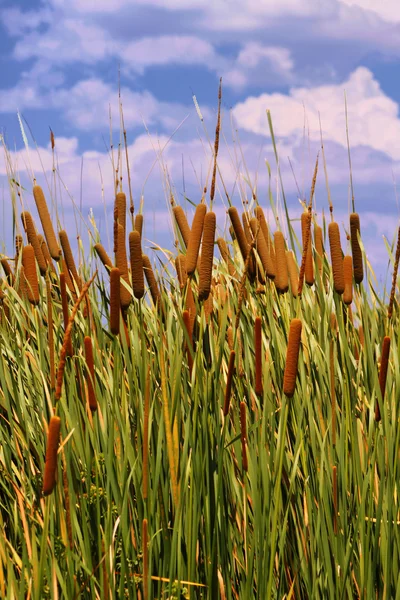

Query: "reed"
left=143, top=367, right=150, bottom=500
left=332, top=465, right=338, bottom=535
left=274, top=231, right=289, bottom=294
left=94, top=244, right=113, bottom=272
left=217, top=237, right=236, bottom=278
left=198, top=211, right=216, bottom=301
left=182, top=309, right=193, bottom=374
left=59, top=230, right=81, bottom=290
left=240, top=401, right=248, bottom=472
left=254, top=206, right=276, bottom=277
left=60, top=273, right=73, bottom=357
left=223, top=351, right=235, bottom=416
left=286, top=250, right=298, bottom=298
left=254, top=316, right=263, bottom=396
left=328, top=222, right=344, bottom=294
left=109, top=268, right=121, bottom=335
left=46, top=274, right=55, bottom=390
left=22, top=245, right=39, bottom=305
left=301, top=211, right=314, bottom=286
left=42, top=415, right=61, bottom=496
left=142, top=518, right=149, bottom=600
left=21, top=212, right=47, bottom=276
left=388, top=225, right=400, bottom=319
left=129, top=230, right=144, bottom=299
left=172, top=206, right=190, bottom=247
left=349, top=213, right=363, bottom=284
left=283, top=318, right=302, bottom=397
left=186, top=203, right=207, bottom=275
left=33, top=185, right=61, bottom=261
left=115, top=223, right=132, bottom=310
left=84, top=336, right=97, bottom=412
left=343, top=255, right=353, bottom=305
left=375, top=336, right=390, bottom=422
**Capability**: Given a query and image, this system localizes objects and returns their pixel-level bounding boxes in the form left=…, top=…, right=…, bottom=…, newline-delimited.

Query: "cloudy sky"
left=1, top=0, right=400, bottom=282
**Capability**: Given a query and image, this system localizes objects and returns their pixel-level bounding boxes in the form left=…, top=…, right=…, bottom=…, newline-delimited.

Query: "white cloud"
left=339, top=0, right=400, bottom=24
left=233, top=67, right=400, bottom=161
left=224, top=44, right=294, bottom=90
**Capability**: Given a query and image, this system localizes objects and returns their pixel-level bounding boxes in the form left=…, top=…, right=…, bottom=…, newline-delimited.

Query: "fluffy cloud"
left=339, top=0, right=400, bottom=24
left=224, top=44, right=294, bottom=90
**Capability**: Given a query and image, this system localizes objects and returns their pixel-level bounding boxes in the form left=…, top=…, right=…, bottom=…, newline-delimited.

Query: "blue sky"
left=1, top=0, right=400, bottom=283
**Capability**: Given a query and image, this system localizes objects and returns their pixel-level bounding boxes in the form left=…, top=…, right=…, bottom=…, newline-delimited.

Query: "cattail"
left=21, top=212, right=47, bottom=276
left=228, top=207, right=249, bottom=264
left=22, top=245, right=39, bottom=305
left=115, top=192, right=126, bottom=238
left=59, top=230, right=81, bottom=290
left=286, top=250, right=298, bottom=298
left=242, top=212, right=253, bottom=244
left=1, top=259, right=14, bottom=285
left=254, top=206, right=275, bottom=278
left=301, top=211, right=314, bottom=286
left=227, top=325, right=234, bottom=351
left=274, top=231, right=289, bottom=294
left=135, top=214, right=144, bottom=240
left=42, top=416, right=61, bottom=496
left=185, top=283, right=196, bottom=333
left=182, top=309, right=193, bottom=373
left=343, top=255, right=353, bottom=305
left=376, top=336, right=390, bottom=422
left=388, top=225, right=400, bottom=319
left=46, top=274, right=55, bottom=390
left=186, top=203, right=207, bottom=275
left=17, top=265, right=27, bottom=299
left=142, top=518, right=149, bottom=600
left=115, top=223, right=131, bottom=309
left=172, top=206, right=190, bottom=247
left=175, top=254, right=188, bottom=288
left=33, top=185, right=61, bottom=261
left=350, top=213, right=363, bottom=284
left=315, top=224, right=324, bottom=277
left=143, top=254, right=161, bottom=306
left=330, top=312, right=338, bottom=336
left=38, top=235, right=55, bottom=273
left=283, top=318, right=302, bottom=397
left=250, top=217, right=275, bottom=279
left=109, top=268, right=120, bottom=335
left=129, top=231, right=144, bottom=299
left=217, top=237, right=236, bottom=278
left=198, top=211, right=216, bottom=301
left=240, top=401, right=248, bottom=472
left=61, top=257, right=76, bottom=300
left=60, top=273, right=73, bottom=357
left=15, top=234, right=23, bottom=261
left=84, top=336, right=97, bottom=412
left=143, top=367, right=150, bottom=500
left=328, top=222, right=344, bottom=294
left=254, top=316, right=263, bottom=396
left=94, top=244, right=113, bottom=272
left=223, top=350, right=235, bottom=416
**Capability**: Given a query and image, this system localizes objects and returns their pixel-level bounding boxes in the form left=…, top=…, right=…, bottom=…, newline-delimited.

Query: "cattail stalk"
left=46, top=274, right=55, bottom=389
left=182, top=310, right=194, bottom=374
left=186, top=203, right=207, bottom=275
left=142, top=518, right=149, bottom=600
left=109, top=268, right=120, bottom=335
left=33, top=185, right=61, bottom=261
left=330, top=338, right=336, bottom=447
left=332, top=465, right=338, bottom=535
left=274, top=231, right=289, bottom=294
left=388, top=225, right=400, bottom=319
left=198, top=211, right=216, bottom=301
left=115, top=223, right=131, bottom=310
left=143, top=366, right=150, bottom=500
left=255, top=206, right=275, bottom=277
left=42, top=416, right=61, bottom=496
left=84, top=336, right=97, bottom=412
left=38, top=235, right=55, bottom=273
left=223, top=350, right=236, bottom=416
left=129, top=230, right=144, bottom=299
left=94, top=244, right=113, bottom=272
left=350, top=213, right=363, bottom=284
left=328, top=222, right=344, bottom=294
left=210, top=78, right=221, bottom=204
left=301, top=211, right=314, bottom=287
left=172, top=206, right=190, bottom=247
left=60, top=273, right=73, bottom=357
left=22, top=245, right=39, bottom=305
left=343, top=255, right=353, bottom=305
left=254, top=317, right=262, bottom=396
left=21, top=212, right=47, bottom=276
left=240, top=401, right=248, bottom=472
left=375, top=336, right=390, bottom=422
left=283, top=318, right=302, bottom=397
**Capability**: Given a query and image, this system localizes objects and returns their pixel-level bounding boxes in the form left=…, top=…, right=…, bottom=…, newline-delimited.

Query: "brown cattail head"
left=274, top=231, right=289, bottom=294
left=283, top=318, right=302, bottom=397
left=186, top=203, right=207, bottom=275
left=21, top=212, right=47, bottom=276
left=172, top=206, right=190, bottom=247
left=343, top=255, right=353, bottom=305
left=15, top=234, right=23, bottom=262
left=143, top=254, right=161, bottom=306
left=376, top=336, right=391, bottom=422
left=22, top=245, right=39, bottom=305
left=250, top=217, right=275, bottom=279
left=228, top=207, right=249, bottom=264
left=175, top=254, right=188, bottom=289
left=60, top=273, right=73, bottom=357
left=198, top=211, right=216, bottom=301
left=135, top=214, right=144, bottom=240
left=314, top=224, right=324, bottom=276
left=254, top=316, right=263, bottom=396
left=242, top=212, right=253, bottom=244
left=94, top=244, right=113, bottom=272
left=115, top=223, right=131, bottom=309
left=223, top=350, right=235, bottom=416
left=254, top=206, right=276, bottom=276
left=1, top=258, right=14, bottom=285
left=84, top=336, right=97, bottom=412
left=349, top=213, right=363, bottom=284
left=109, top=268, right=120, bottom=335
left=38, top=234, right=55, bottom=273
left=129, top=230, right=144, bottom=299
left=301, top=211, right=314, bottom=286
left=115, top=192, right=126, bottom=238
left=59, top=230, right=81, bottom=290
left=328, top=222, right=344, bottom=294
left=42, top=415, right=61, bottom=496
left=286, top=250, right=298, bottom=298
left=217, top=237, right=236, bottom=278
left=33, top=185, right=61, bottom=261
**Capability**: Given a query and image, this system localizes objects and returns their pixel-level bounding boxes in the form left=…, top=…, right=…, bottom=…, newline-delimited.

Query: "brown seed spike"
left=60, top=273, right=73, bottom=357
left=94, top=244, right=113, bottom=272
left=33, top=185, right=61, bottom=261
left=186, top=203, right=207, bottom=275
left=228, top=206, right=249, bottom=263
left=283, top=318, right=302, bottom=398
left=350, top=213, right=363, bottom=284
left=250, top=217, right=275, bottom=279
left=328, top=222, right=344, bottom=294
left=343, top=255, right=353, bottom=305
left=42, top=416, right=61, bottom=496
left=376, top=336, right=390, bottom=422
left=22, top=245, right=39, bottom=305
left=129, top=230, right=144, bottom=299
left=38, top=235, right=55, bottom=273
left=198, top=211, right=216, bottom=301
left=84, top=336, right=97, bottom=412
left=217, top=238, right=236, bottom=278
left=109, top=268, right=120, bottom=335
left=254, top=316, right=263, bottom=396
left=172, top=206, right=190, bottom=247
left=135, top=214, right=144, bottom=240
left=286, top=250, right=298, bottom=298
left=301, top=212, right=314, bottom=286
left=274, top=231, right=289, bottom=294
left=314, top=224, right=323, bottom=276
left=116, top=223, right=131, bottom=310
left=21, top=212, right=47, bottom=276
left=115, top=192, right=126, bottom=238
left=143, top=254, right=161, bottom=306
left=175, top=254, right=188, bottom=288
left=59, top=230, right=81, bottom=290
left=254, top=206, right=276, bottom=277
